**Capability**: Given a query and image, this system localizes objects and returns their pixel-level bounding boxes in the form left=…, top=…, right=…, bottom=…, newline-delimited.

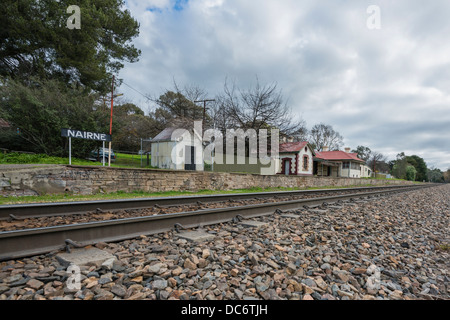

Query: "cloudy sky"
left=118, top=0, right=450, bottom=170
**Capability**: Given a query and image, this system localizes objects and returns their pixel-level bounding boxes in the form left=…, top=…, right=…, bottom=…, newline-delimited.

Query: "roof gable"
left=151, top=127, right=178, bottom=142
left=279, top=142, right=315, bottom=154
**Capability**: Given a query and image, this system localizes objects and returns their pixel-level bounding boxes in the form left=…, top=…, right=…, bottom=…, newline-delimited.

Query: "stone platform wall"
left=0, top=165, right=415, bottom=196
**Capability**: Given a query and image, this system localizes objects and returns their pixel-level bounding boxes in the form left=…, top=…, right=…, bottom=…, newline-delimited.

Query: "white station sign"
left=61, top=128, right=112, bottom=142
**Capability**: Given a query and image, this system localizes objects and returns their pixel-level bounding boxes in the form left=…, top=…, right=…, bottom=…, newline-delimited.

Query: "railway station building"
left=276, top=141, right=316, bottom=176
left=150, top=126, right=204, bottom=172
left=275, top=143, right=369, bottom=178
left=150, top=125, right=370, bottom=178
left=313, top=147, right=369, bottom=178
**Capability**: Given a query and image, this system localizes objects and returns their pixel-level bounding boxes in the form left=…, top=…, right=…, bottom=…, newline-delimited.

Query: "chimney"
left=323, top=146, right=329, bottom=152
left=345, top=147, right=351, bottom=153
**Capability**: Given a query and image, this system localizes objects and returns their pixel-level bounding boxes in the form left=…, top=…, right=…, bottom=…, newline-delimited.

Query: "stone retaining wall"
left=0, top=165, right=415, bottom=196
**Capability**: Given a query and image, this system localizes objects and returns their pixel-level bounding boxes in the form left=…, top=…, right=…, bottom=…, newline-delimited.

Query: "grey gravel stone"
left=152, top=279, right=168, bottom=290
left=0, top=185, right=449, bottom=301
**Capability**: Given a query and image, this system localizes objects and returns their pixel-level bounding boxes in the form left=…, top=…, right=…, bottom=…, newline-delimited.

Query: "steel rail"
left=0, top=184, right=425, bottom=220
left=0, top=184, right=431, bottom=261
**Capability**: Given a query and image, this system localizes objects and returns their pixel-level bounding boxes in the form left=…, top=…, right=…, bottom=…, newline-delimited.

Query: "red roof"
left=315, top=150, right=364, bottom=162
left=279, top=142, right=309, bottom=153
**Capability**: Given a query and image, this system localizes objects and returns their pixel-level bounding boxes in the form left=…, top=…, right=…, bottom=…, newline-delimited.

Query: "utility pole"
left=108, top=75, right=123, bottom=167
left=194, top=99, right=215, bottom=172
left=194, top=99, right=215, bottom=132
left=108, top=75, right=114, bottom=167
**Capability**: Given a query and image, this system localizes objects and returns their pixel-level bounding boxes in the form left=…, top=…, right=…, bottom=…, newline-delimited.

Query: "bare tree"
left=309, top=123, right=344, bottom=151
left=219, top=77, right=306, bottom=135
left=147, top=78, right=209, bottom=133
left=367, top=151, right=387, bottom=173
left=173, top=79, right=207, bottom=104
left=208, top=98, right=234, bottom=133
left=290, top=119, right=309, bottom=142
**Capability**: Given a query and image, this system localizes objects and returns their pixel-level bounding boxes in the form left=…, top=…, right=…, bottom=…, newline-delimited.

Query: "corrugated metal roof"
left=279, top=142, right=308, bottom=153
left=315, top=150, right=364, bottom=162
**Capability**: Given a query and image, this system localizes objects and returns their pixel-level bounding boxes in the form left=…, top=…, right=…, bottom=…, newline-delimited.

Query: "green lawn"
left=0, top=152, right=154, bottom=169
left=0, top=152, right=94, bottom=166
left=115, top=152, right=152, bottom=168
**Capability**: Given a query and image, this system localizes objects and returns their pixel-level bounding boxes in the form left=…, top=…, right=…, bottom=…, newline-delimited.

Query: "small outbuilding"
left=277, top=142, right=315, bottom=176
left=150, top=127, right=204, bottom=171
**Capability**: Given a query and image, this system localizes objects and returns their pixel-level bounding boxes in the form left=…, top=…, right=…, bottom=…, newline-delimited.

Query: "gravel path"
left=0, top=184, right=448, bottom=300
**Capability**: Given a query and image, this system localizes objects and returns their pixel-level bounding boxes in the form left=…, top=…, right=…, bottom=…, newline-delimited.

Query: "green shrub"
left=406, top=165, right=417, bottom=181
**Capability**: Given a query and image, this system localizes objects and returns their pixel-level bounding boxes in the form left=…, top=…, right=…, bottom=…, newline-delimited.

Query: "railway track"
left=0, top=185, right=422, bottom=219
left=0, top=185, right=425, bottom=231
left=0, top=184, right=433, bottom=261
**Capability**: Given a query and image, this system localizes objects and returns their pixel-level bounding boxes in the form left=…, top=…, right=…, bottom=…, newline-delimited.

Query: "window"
left=342, top=162, right=350, bottom=169
left=303, top=155, right=308, bottom=170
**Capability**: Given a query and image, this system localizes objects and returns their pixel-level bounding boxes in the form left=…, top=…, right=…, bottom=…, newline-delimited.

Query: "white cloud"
left=119, top=0, right=450, bottom=170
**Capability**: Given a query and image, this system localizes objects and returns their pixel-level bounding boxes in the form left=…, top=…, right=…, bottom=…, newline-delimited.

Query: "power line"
left=122, top=81, right=153, bottom=102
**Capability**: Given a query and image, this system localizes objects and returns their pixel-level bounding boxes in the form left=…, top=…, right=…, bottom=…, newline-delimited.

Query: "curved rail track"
left=0, top=184, right=434, bottom=261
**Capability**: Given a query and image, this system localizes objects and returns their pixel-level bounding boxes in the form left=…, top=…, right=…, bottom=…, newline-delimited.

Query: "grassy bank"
left=0, top=152, right=154, bottom=169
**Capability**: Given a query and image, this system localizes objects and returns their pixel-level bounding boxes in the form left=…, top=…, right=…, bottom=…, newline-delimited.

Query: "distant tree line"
left=351, top=146, right=446, bottom=183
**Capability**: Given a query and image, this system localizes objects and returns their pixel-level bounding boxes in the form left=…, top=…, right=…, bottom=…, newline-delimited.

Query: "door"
left=284, top=160, right=290, bottom=176
left=184, top=146, right=196, bottom=171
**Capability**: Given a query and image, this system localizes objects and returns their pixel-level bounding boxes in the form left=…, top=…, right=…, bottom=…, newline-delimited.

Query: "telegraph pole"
left=108, top=75, right=115, bottom=167
left=108, top=75, right=123, bottom=166
left=194, top=99, right=215, bottom=131
left=194, top=99, right=215, bottom=172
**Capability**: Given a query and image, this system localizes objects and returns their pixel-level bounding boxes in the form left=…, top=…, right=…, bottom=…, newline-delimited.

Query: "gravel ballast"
left=0, top=184, right=448, bottom=300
